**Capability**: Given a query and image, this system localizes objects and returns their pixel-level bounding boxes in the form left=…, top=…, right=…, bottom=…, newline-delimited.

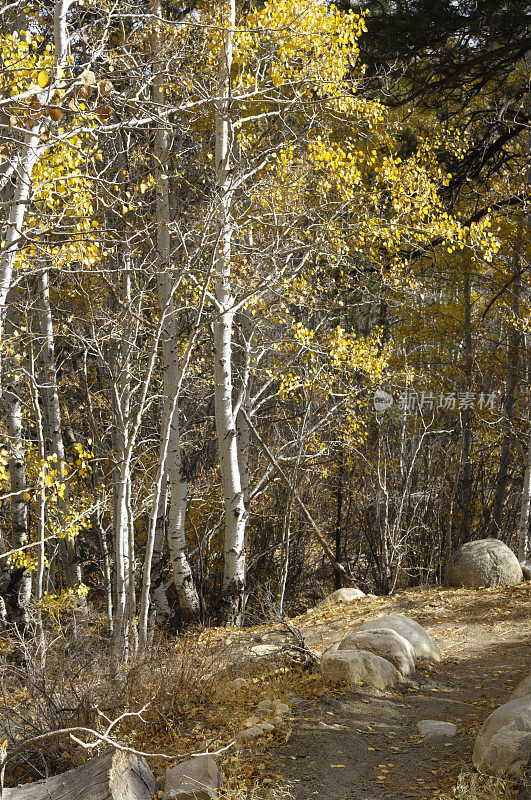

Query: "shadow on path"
left=278, top=631, right=529, bottom=799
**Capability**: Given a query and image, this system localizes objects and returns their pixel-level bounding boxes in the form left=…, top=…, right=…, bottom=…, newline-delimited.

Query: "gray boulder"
left=356, top=614, right=442, bottom=663
left=321, top=649, right=399, bottom=691
left=164, top=755, right=223, bottom=800
left=338, top=627, right=416, bottom=680
left=447, top=538, right=523, bottom=588
left=472, top=697, right=531, bottom=778
left=510, top=675, right=531, bottom=702
left=318, top=588, right=365, bottom=606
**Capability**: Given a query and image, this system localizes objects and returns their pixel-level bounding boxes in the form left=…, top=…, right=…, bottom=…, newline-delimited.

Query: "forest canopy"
left=0, top=0, right=529, bottom=662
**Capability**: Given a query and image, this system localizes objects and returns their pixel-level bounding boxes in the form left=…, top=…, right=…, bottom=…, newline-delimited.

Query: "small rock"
left=164, top=755, right=223, bottom=800
left=230, top=678, right=248, bottom=690
left=270, top=716, right=284, bottom=728
left=417, top=720, right=457, bottom=738
left=250, top=644, right=280, bottom=658
left=272, top=702, right=290, bottom=715
left=236, top=726, right=264, bottom=742
left=289, top=697, right=306, bottom=707
left=261, top=723, right=275, bottom=732
left=256, top=699, right=273, bottom=712
left=242, top=716, right=261, bottom=727
left=318, top=720, right=349, bottom=730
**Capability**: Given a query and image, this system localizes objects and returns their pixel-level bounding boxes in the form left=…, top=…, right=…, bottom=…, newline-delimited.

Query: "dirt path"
left=275, top=585, right=530, bottom=800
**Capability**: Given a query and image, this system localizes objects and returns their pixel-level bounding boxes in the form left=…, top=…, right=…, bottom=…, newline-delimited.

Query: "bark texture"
left=3, top=751, right=158, bottom=800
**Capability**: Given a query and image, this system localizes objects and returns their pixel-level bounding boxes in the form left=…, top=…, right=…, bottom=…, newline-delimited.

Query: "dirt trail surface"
left=275, top=584, right=530, bottom=800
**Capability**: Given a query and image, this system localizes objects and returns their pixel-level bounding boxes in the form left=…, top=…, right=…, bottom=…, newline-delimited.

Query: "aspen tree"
left=150, top=0, right=199, bottom=626
left=212, top=0, right=248, bottom=625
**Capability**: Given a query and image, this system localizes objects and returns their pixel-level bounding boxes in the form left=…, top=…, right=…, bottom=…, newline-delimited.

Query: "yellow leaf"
left=37, top=71, right=50, bottom=88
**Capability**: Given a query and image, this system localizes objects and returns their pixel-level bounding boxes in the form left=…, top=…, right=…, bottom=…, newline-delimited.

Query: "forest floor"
left=228, top=582, right=530, bottom=800
left=4, top=584, right=530, bottom=800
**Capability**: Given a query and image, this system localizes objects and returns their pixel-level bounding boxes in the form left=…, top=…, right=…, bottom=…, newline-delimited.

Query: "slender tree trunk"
left=145, top=0, right=199, bottom=632
left=519, top=330, right=531, bottom=567
left=0, top=132, right=40, bottom=392
left=151, top=478, right=171, bottom=622
left=29, top=348, right=47, bottom=605
left=489, top=218, right=522, bottom=538
left=235, top=309, right=252, bottom=578
left=31, top=353, right=47, bottom=661
left=107, top=239, right=134, bottom=658
left=36, top=270, right=85, bottom=609
left=278, top=406, right=309, bottom=613
left=455, top=260, right=474, bottom=544
left=213, top=0, right=247, bottom=626
left=518, top=129, right=531, bottom=569
left=2, top=298, right=32, bottom=623
left=5, top=386, right=32, bottom=625
left=108, top=301, right=132, bottom=659
left=333, top=452, right=344, bottom=590
left=518, top=425, right=531, bottom=565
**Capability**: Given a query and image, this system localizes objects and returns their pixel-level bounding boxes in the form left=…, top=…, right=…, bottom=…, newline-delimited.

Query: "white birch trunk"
left=2, top=298, right=32, bottom=621
left=139, top=0, right=199, bottom=639
left=108, top=254, right=134, bottom=660
left=0, top=0, right=74, bottom=388
left=213, top=0, right=247, bottom=625
left=0, top=132, right=40, bottom=390
left=27, top=344, right=47, bottom=659
left=152, top=478, right=171, bottom=621
left=29, top=349, right=47, bottom=603
left=5, top=385, right=32, bottom=623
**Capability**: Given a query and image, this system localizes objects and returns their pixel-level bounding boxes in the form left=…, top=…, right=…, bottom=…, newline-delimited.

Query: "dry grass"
left=2, top=582, right=529, bottom=797
left=436, top=770, right=517, bottom=800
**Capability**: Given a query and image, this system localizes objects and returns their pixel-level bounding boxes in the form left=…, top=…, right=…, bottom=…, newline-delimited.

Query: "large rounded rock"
left=447, top=538, right=523, bottom=588
left=510, top=674, right=531, bottom=701
left=472, top=697, right=531, bottom=778
left=318, top=588, right=365, bottom=606
left=356, top=614, right=442, bottom=663
left=321, top=649, right=399, bottom=691
left=338, top=627, right=416, bottom=680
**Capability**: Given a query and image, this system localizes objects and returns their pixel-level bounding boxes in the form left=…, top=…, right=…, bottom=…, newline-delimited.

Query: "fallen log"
left=3, top=750, right=159, bottom=800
